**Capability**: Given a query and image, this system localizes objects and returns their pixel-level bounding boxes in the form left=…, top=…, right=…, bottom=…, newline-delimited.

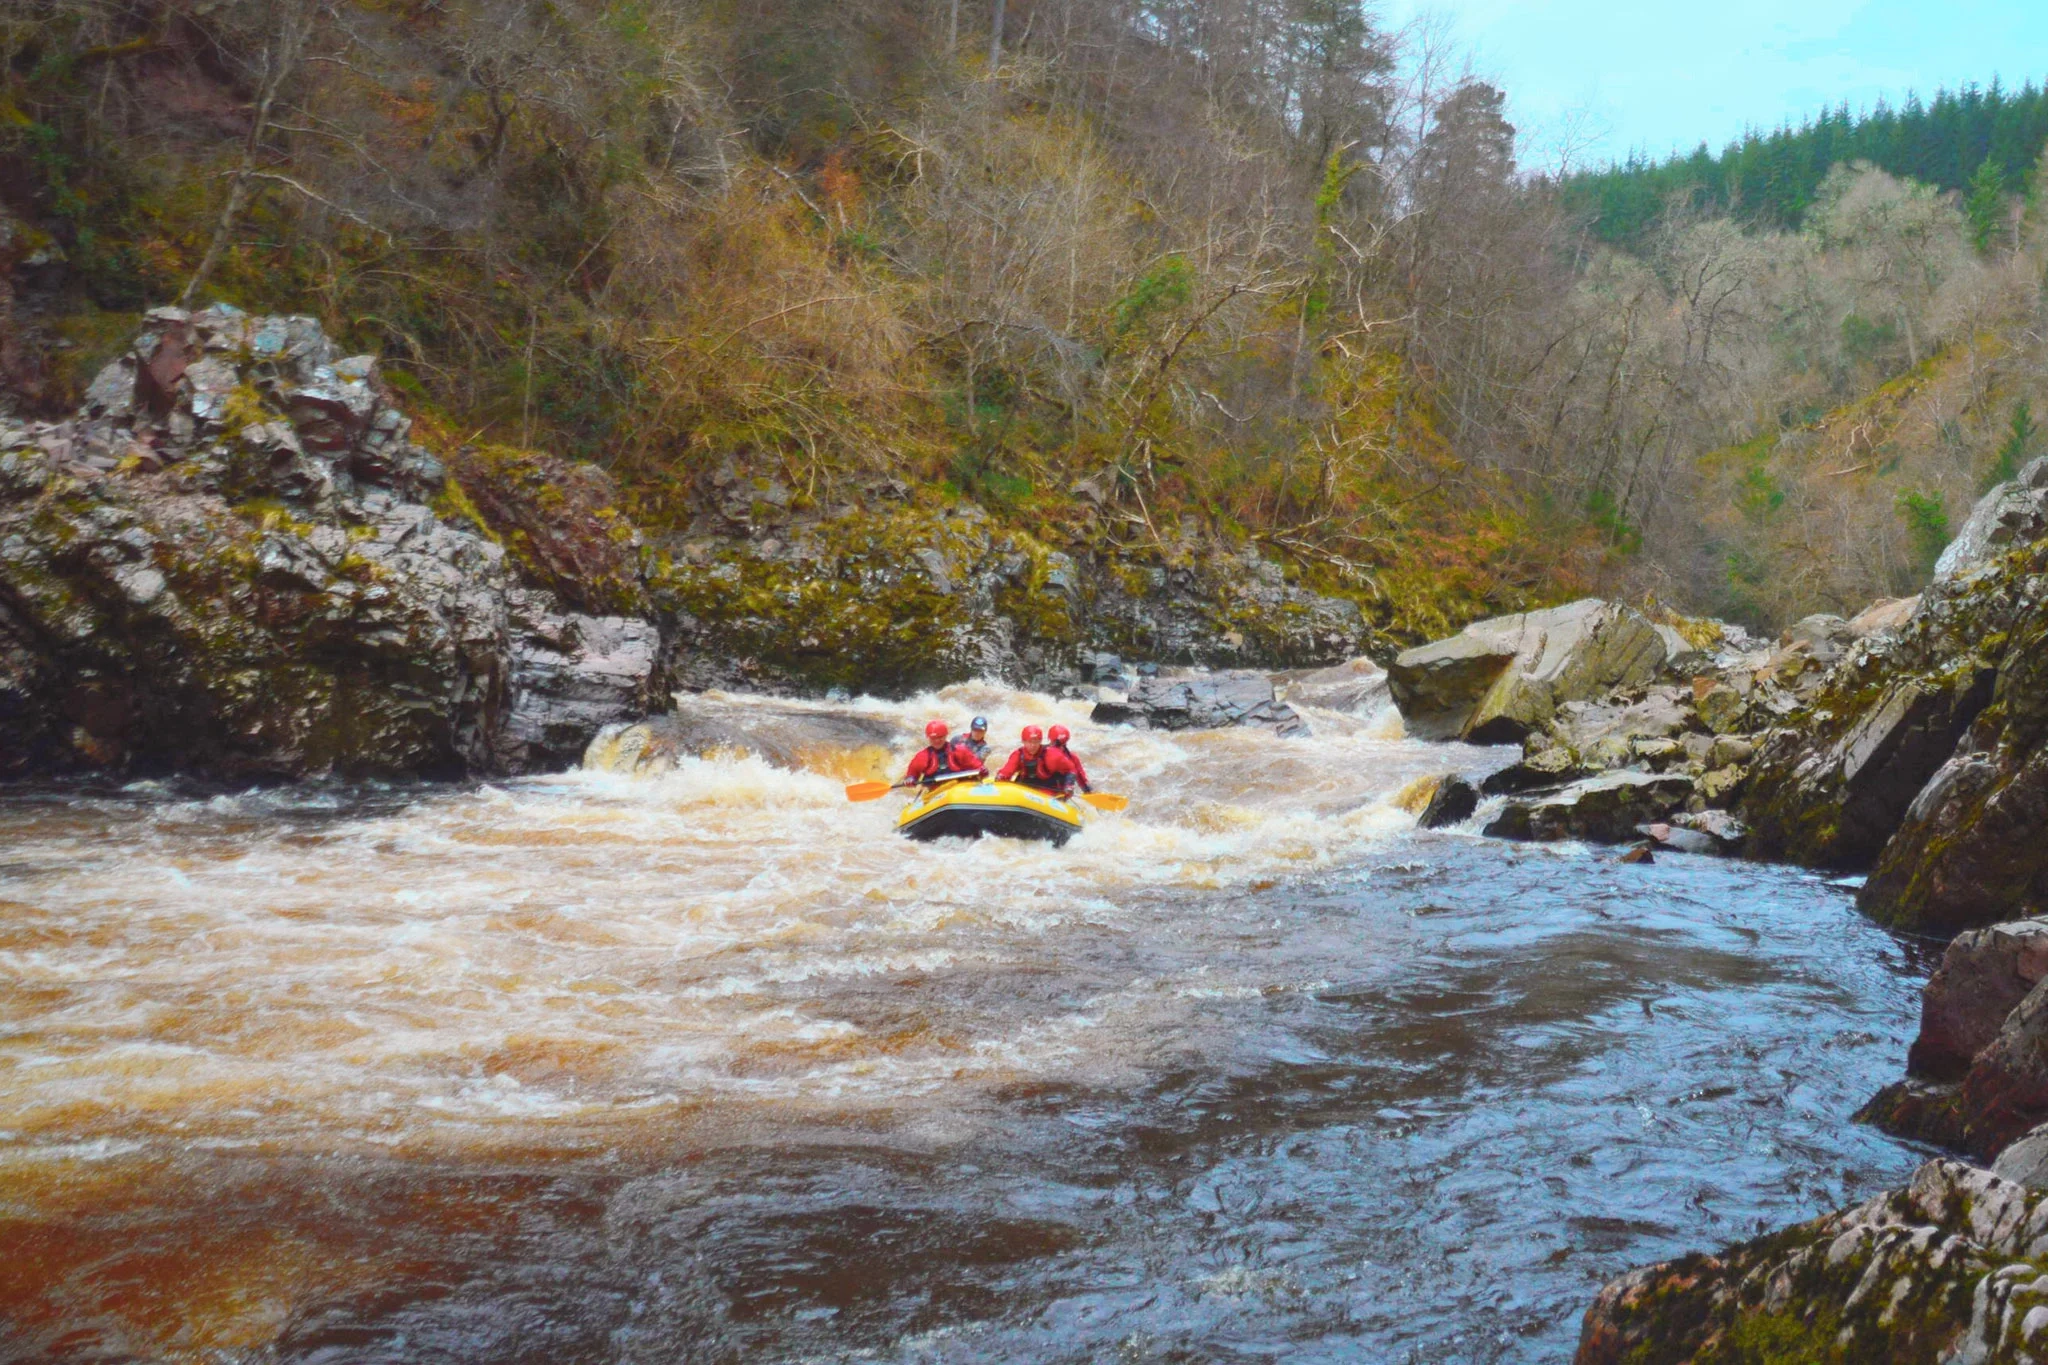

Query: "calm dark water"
left=0, top=706, right=1925, bottom=1364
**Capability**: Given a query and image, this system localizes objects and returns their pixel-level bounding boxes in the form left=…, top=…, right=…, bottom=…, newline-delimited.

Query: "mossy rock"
left=445, top=442, right=646, bottom=616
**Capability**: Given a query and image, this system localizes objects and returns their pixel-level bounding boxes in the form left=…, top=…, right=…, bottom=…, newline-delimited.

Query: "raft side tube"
left=896, top=780, right=1083, bottom=846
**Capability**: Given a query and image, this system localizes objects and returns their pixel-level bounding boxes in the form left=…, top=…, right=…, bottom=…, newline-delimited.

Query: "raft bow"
left=895, top=779, right=1084, bottom=846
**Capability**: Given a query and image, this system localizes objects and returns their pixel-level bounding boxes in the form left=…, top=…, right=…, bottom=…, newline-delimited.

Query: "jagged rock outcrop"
left=1275, top=656, right=1389, bottom=714
left=1482, top=770, right=1697, bottom=844
left=0, top=306, right=653, bottom=778
left=1868, top=946, right=2048, bottom=1161
left=1911, top=921, right=2048, bottom=1083
left=1090, top=669, right=1307, bottom=735
left=443, top=442, right=648, bottom=617
left=1739, top=567, right=2010, bottom=882
left=1387, top=598, right=1669, bottom=743
left=652, top=512, right=1377, bottom=700
left=584, top=694, right=906, bottom=777
left=1738, top=509, right=2048, bottom=933
left=1576, top=1159, right=2048, bottom=1365
left=1737, top=460, right=2048, bottom=934
left=1861, top=918, right=2048, bottom=1159
left=1936, top=455, right=2048, bottom=581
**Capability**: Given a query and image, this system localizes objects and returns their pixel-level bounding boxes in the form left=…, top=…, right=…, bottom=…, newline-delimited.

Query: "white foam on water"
left=0, top=680, right=1512, bottom=1153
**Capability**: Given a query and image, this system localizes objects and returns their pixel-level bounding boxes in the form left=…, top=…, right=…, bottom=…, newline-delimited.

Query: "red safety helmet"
left=924, top=720, right=950, bottom=741
left=1048, top=725, right=1071, bottom=744
left=1021, top=725, right=1044, bottom=744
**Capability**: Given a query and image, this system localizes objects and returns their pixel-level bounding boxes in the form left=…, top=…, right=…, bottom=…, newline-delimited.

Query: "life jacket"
left=1051, top=741, right=1088, bottom=785
left=1007, top=747, right=1069, bottom=791
left=909, top=743, right=961, bottom=781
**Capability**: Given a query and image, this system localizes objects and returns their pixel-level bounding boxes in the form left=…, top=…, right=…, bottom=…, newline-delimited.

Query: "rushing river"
left=0, top=684, right=1927, bottom=1363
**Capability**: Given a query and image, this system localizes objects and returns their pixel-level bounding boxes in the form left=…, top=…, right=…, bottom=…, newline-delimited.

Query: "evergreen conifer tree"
left=1966, top=157, right=2010, bottom=250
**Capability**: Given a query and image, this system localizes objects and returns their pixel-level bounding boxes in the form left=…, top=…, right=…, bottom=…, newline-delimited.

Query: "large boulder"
left=1481, top=770, right=1696, bottom=844
left=1090, top=670, right=1307, bottom=735
left=1739, top=559, right=2019, bottom=879
left=1416, top=774, right=1479, bottom=829
left=1575, top=1159, right=2048, bottom=1365
left=1387, top=599, right=1667, bottom=743
left=1909, top=919, right=2048, bottom=1081
left=1956, top=982, right=2048, bottom=1160
left=1273, top=656, right=1388, bottom=713
left=0, top=306, right=654, bottom=779
left=1935, top=455, right=2048, bottom=581
left=1863, top=918, right=2048, bottom=1162
left=584, top=695, right=906, bottom=778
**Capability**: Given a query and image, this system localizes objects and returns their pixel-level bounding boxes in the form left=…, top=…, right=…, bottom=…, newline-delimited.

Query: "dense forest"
left=4, top=0, right=2048, bottom=636
left=1565, top=79, right=2048, bottom=242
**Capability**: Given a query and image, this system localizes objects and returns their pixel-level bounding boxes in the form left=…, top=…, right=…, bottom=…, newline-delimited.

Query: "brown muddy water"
left=1, top=685, right=1926, bottom=1363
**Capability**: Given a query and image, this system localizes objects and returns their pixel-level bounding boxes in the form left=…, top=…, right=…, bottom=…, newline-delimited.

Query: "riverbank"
left=1352, top=454, right=2048, bottom=1359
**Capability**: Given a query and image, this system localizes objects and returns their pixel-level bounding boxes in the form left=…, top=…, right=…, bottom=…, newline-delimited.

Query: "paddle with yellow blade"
left=1078, top=792, right=1128, bottom=812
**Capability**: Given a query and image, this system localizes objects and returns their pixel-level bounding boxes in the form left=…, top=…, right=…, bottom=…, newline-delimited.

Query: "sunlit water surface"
left=0, top=685, right=1925, bottom=1363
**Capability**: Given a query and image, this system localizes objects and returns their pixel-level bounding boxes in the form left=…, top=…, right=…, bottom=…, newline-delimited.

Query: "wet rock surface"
left=584, top=694, right=907, bottom=776
left=1483, top=770, right=1698, bottom=845
left=1274, top=656, right=1389, bottom=713
left=1576, top=1159, right=2048, bottom=1365
left=1909, top=920, right=2048, bottom=1083
left=1090, top=670, right=1308, bottom=735
left=1417, top=774, right=1479, bottom=829
left=0, top=307, right=653, bottom=778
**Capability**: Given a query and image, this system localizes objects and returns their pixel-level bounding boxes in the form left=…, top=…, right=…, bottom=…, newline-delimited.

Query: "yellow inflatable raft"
left=896, top=778, right=1084, bottom=846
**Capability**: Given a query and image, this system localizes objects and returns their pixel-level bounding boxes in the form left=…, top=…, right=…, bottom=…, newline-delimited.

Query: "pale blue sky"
left=1379, top=0, right=2048, bottom=170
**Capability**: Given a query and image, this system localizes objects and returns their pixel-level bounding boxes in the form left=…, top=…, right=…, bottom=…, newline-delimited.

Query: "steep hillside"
left=0, top=0, right=1589, bottom=669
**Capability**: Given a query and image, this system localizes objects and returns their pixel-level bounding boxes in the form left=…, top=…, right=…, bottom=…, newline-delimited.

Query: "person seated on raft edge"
left=997, top=725, right=1090, bottom=797
left=961, top=716, right=991, bottom=764
left=903, top=720, right=987, bottom=787
left=1047, top=724, right=1092, bottom=794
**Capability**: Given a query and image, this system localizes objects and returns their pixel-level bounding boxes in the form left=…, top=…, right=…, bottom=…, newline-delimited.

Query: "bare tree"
left=181, top=0, right=320, bottom=307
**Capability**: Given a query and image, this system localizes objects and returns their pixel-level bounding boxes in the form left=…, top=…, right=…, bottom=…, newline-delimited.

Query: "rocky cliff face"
left=1377, top=453, right=2048, bottom=939
left=1739, top=461, right=2048, bottom=934
left=0, top=306, right=654, bottom=779
left=648, top=502, right=1377, bottom=700
left=1855, top=915, right=2048, bottom=1167
left=0, top=311, right=1404, bottom=781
